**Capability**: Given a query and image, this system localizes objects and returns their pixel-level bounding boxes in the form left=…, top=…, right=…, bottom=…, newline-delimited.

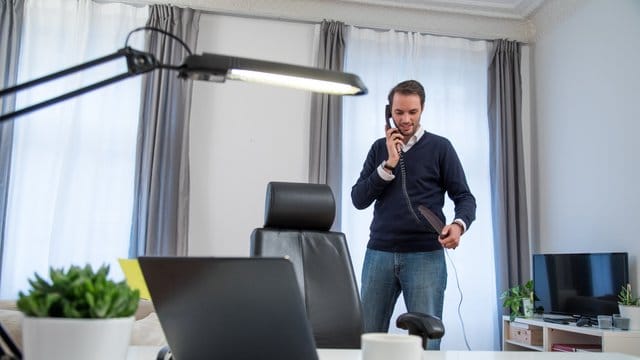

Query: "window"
left=0, top=0, right=148, bottom=298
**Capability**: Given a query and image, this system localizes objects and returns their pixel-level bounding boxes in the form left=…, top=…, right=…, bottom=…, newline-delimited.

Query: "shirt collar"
left=405, top=126, right=425, bottom=148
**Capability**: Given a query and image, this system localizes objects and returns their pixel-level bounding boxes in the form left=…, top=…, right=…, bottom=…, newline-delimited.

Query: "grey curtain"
left=488, top=39, right=529, bottom=318
left=129, top=5, right=200, bottom=257
left=309, top=20, right=346, bottom=231
left=0, top=0, right=24, bottom=280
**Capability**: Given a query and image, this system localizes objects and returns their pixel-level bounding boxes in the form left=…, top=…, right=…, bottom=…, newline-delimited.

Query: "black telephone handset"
left=385, top=104, right=393, bottom=129
left=386, top=104, right=401, bottom=153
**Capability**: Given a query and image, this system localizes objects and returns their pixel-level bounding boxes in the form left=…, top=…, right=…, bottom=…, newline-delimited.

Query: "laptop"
left=138, top=257, right=319, bottom=360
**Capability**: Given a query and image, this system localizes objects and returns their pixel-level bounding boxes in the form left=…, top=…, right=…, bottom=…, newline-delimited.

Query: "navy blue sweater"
left=351, top=131, right=476, bottom=252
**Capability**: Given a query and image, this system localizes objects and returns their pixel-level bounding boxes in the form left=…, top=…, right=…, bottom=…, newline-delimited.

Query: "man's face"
left=391, top=92, right=423, bottom=141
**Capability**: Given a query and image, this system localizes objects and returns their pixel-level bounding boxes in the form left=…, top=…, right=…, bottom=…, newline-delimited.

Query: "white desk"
left=127, top=346, right=640, bottom=359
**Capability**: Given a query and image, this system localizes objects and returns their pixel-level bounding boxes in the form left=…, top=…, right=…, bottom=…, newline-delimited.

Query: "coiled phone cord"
left=397, top=149, right=472, bottom=351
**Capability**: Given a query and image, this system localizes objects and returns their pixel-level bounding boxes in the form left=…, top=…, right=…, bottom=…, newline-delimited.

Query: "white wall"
left=530, top=0, right=640, bottom=287
left=188, top=14, right=316, bottom=256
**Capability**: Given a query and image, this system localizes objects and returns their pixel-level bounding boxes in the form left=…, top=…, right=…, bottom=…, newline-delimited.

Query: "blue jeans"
left=361, top=248, right=446, bottom=350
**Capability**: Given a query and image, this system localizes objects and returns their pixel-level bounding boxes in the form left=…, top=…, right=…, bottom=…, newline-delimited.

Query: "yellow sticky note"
left=118, top=258, right=151, bottom=300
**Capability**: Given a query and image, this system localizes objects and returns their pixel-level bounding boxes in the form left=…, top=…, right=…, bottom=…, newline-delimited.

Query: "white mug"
left=361, top=333, right=422, bottom=360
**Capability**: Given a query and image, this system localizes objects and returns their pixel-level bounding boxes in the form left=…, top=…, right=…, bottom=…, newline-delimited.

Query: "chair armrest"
left=396, top=312, right=445, bottom=349
left=156, top=345, right=173, bottom=360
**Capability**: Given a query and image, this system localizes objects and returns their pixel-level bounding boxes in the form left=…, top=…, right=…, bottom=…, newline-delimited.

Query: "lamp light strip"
left=228, top=69, right=361, bottom=95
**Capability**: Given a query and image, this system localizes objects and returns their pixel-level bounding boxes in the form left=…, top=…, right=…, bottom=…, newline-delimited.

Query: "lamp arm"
left=0, top=47, right=159, bottom=123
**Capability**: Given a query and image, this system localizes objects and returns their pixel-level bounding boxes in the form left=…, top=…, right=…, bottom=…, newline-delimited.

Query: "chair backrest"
left=251, top=181, right=363, bottom=349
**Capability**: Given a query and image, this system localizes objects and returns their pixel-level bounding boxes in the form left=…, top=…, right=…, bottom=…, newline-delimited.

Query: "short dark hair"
left=387, top=80, right=425, bottom=109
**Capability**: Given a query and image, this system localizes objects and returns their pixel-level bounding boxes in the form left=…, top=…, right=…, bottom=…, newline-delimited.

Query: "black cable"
left=445, top=248, right=472, bottom=350
left=124, top=26, right=193, bottom=55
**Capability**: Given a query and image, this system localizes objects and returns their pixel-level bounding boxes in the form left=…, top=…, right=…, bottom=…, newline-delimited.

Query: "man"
left=351, top=80, right=476, bottom=349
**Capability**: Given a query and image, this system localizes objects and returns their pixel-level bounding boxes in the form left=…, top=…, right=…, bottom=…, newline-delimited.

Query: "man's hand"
left=385, top=126, right=403, bottom=167
left=438, top=223, right=463, bottom=249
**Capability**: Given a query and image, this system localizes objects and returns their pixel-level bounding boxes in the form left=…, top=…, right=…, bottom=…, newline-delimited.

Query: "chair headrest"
left=263, top=182, right=335, bottom=231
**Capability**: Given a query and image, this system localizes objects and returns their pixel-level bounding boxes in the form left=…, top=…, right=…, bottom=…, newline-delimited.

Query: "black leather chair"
left=250, top=181, right=444, bottom=349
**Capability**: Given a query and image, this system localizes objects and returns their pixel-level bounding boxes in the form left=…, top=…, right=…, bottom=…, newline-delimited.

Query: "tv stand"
left=502, top=316, right=640, bottom=356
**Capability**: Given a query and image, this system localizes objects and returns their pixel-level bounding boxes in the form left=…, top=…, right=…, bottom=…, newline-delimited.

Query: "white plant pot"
left=522, top=298, right=534, bottom=318
left=22, top=316, right=134, bottom=360
left=618, top=304, right=640, bottom=330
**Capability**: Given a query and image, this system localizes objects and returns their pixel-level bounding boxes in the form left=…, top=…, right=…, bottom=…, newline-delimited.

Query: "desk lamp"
left=0, top=27, right=367, bottom=122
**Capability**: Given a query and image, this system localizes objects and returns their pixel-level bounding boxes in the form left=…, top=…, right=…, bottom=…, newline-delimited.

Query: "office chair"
left=250, top=181, right=444, bottom=349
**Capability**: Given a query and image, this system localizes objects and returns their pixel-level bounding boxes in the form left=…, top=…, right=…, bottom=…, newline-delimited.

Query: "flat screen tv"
left=533, top=252, right=629, bottom=318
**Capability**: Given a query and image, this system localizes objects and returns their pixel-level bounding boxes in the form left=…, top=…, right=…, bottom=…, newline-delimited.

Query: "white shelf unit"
left=502, top=316, right=640, bottom=357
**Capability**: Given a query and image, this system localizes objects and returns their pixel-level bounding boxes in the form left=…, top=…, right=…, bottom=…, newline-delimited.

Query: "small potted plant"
left=500, top=280, right=536, bottom=321
left=618, top=283, right=640, bottom=330
left=17, top=264, right=140, bottom=360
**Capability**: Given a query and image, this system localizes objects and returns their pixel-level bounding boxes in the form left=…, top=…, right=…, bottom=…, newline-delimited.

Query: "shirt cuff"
left=377, top=162, right=395, bottom=181
left=453, top=218, right=467, bottom=234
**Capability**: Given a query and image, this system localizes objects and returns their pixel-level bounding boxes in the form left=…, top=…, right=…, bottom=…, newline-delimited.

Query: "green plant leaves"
left=618, top=284, right=639, bottom=306
left=500, top=280, right=536, bottom=321
left=17, top=264, right=140, bottom=319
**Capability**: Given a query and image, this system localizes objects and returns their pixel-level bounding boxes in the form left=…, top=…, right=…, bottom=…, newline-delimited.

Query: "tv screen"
left=533, top=252, right=629, bottom=318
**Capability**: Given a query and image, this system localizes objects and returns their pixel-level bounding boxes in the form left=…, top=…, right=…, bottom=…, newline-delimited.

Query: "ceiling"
left=338, top=0, right=547, bottom=19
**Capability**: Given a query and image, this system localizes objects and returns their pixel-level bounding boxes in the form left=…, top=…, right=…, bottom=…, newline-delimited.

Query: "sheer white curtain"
left=342, top=28, right=498, bottom=350
left=0, top=0, right=148, bottom=298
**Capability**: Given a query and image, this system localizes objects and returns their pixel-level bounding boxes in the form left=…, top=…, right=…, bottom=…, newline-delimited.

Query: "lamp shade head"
left=178, top=53, right=367, bottom=95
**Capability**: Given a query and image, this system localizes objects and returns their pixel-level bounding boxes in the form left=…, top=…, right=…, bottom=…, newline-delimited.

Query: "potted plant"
left=618, top=283, right=640, bottom=330
left=500, top=280, right=536, bottom=321
left=17, top=264, right=140, bottom=360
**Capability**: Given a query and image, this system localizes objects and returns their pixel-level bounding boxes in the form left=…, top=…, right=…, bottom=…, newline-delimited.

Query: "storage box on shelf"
left=508, top=322, right=542, bottom=346
left=502, top=315, right=640, bottom=356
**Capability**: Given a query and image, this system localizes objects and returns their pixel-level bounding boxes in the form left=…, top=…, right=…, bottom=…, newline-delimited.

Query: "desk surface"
left=127, top=346, right=640, bottom=359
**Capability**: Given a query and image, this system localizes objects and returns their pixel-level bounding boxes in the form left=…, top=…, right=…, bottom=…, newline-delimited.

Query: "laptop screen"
left=138, top=257, right=318, bottom=360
